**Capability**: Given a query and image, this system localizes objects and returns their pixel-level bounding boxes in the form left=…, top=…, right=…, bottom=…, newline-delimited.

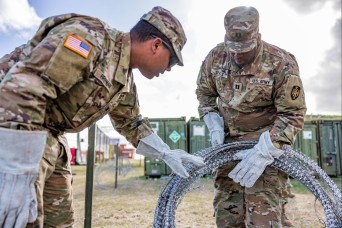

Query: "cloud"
left=309, top=18, right=342, bottom=114
left=284, top=0, right=327, bottom=14
left=0, top=0, right=41, bottom=38
left=284, top=0, right=342, bottom=114
left=284, top=0, right=341, bottom=15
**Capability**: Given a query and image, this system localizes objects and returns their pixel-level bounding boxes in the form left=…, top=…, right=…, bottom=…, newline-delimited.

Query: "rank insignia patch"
left=64, top=34, right=92, bottom=58
left=291, top=86, right=301, bottom=100
left=233, top=82, right=242, bottom=92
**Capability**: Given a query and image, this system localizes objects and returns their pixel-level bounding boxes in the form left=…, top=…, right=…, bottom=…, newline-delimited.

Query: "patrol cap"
left=224, top=6, right=259, bottom=53
left=141, top=6, right=187, bottom=66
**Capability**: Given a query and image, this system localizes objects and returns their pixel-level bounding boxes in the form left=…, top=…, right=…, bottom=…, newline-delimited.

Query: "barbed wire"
left=153, top=142, right=342, bottom=228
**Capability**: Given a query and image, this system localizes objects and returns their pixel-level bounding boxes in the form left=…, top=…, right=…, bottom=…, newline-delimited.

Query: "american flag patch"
left=63, top=34, right=92, bottom=58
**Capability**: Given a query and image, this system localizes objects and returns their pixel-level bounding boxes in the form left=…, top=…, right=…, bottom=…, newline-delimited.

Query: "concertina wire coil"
left=152, top=141, right=342, bottom=228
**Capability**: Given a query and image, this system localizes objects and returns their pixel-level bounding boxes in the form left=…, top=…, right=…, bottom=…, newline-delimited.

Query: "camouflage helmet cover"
left=224, top=6, right=259, bottom=53
left=141, top=6, right=187, bottom=66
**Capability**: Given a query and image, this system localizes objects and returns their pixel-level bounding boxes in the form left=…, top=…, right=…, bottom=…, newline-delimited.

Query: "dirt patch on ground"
left=71, top=162, right=338, bottom=227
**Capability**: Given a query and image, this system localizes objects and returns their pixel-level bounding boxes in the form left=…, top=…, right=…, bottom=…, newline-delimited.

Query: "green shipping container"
left=318, top=121, right=339, bottom=176
left=144, top=158, right=166, bottom=178
left=187, top=117, right=211, bottom=154
left=334, top=121, right=342, bottom=176
left=293, top=123, right=319, bottom=164
left=144, top=117, right=187, bottom=177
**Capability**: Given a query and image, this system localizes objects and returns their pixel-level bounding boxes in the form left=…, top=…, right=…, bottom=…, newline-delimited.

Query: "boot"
left=282, top=213, right=293, bottom=227
left=282, top=204, right=293, bottom=227
left=287, top=191, right=295, bottom=198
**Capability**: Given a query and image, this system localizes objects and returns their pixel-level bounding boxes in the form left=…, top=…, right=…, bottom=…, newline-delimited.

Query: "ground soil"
left=71, top=161, right=341, bottom=228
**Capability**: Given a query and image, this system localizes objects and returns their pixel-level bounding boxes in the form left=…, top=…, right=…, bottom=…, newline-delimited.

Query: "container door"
left=296, top=123, right=319, bottom=164
left=144, top=119, right=167, bottom=177
left=293, top=133, right=302, bottom=152
left=319, top=122, right=338, bottom=176
left=150, top=119, right=166, bottom=141
left=164, top=118, right=187, bottom=175
left=321, top=154, right=338, bottom=177
left=188, top=117, right=211, bottom=154
left=333, top=121, right=342, bottom=176
left=164, top=118, right=187, bottom=150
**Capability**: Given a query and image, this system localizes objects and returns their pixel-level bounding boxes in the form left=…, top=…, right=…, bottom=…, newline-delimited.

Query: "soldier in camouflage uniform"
left=0, top=7, right=205, bottom=227
left=196, top=6, right=306, bottom=227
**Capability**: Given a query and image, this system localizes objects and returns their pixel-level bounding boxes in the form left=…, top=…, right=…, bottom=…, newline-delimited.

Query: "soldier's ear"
left=151, top=37, right=163, bottom=54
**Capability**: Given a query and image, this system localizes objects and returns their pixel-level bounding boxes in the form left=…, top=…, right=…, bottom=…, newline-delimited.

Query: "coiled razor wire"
left=153, top=142, right=342, bottom=228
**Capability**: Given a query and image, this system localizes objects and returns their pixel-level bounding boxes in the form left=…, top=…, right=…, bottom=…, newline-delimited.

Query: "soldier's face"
left=229, top=47, right=257, bottom=67
left=140, top=38, right=172, bottom=79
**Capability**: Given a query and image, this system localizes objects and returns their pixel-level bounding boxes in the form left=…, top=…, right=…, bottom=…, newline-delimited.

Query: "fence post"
left=84, top=124, right=96, bottom=228
left=115, top=145, right=119, bottom=189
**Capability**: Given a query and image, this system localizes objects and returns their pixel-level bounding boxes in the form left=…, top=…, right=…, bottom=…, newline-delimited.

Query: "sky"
left=0, top=0, right=341, bottom=144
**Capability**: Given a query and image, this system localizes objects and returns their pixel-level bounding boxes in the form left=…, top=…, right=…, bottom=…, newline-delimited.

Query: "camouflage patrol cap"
left=224, top=6, right=259, bottom=53
left=141, top=6, right=187, bottom=66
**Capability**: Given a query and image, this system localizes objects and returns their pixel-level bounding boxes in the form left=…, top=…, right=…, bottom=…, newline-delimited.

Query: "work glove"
left=203, top=112, right=225, bottom=146
left=136, top=133, right=205, bottom=178
left=0, top=128, right=47, bottom=228
left=228, top=131, right=284, bottom=188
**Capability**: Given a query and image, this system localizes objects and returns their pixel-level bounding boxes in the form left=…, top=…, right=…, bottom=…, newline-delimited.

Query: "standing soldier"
left=0, top=7, right=205, bottom=227
left=196, top=6, right=306, bottom=227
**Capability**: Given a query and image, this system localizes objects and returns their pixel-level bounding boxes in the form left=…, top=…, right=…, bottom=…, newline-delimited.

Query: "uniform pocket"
left=57, top=135, right=71, bottom=168
left=215, top=74, right=234, bottom=102
left=243, top=84, right=273, bottom=107
left=43, top=33, right=93, bottom=93
left=71, top=86, right=109, bottom=122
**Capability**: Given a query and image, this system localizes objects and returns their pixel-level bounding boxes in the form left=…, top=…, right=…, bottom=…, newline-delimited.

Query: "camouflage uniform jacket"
left=196, top=41, right=307, bottom=146
left=0, top=13, right=153, bottom=146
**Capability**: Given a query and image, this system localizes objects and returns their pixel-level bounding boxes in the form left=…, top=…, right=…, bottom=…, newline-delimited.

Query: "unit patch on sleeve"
left=291, top=86, right=301, bottom=100
left=64, top=34, right=92, bottom=59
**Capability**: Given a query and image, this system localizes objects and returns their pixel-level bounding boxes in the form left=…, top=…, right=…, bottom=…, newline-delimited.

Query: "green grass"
left=290, top=176, right=342, bottom=194
left=305, top=115, right=342, bottom=121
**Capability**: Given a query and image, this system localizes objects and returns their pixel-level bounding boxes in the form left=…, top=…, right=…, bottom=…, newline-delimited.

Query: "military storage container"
left=293, top=122, right=319, bottom=164
left=144, top=117, right=187, bottom=178
left=294, top=120, right=342, bottom=176
left=318, top=121, right=341, bottom=176
left=334, top=121, right=342, bottom=176
left=187, top=117, right=211, bottom=154
left=143, top=117, right=341, bottom=177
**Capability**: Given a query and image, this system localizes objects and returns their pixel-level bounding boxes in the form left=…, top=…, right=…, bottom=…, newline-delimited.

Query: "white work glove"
left=0, top=128, right=47, bottom=228
left=228, top=131, right=284, bottom=188
left=203, top=112, right=225, bottom=146
left=136, top=133, right=205, bottom=178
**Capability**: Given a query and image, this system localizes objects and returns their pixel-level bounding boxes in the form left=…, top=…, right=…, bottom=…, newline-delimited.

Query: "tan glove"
left=0, top=128, right=47, bottom=228
left=136, top=133, right=205, bottom=178
left=228, top=131, right=284, bottom=188
left=203, top=112, right=225, bottom=146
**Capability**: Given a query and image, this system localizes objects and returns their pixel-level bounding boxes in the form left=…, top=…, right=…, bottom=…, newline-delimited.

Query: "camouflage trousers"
left=27, top=134, right=74, bottom=228
left=213, top=161, right=289, bottom=228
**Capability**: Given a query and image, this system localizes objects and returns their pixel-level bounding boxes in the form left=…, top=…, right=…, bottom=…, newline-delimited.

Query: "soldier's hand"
left=228, top=131, right=284, bottom=187
left=203, top=112, right=225, bottom=146
left=136, top=133, right=205, bottom=178
left=0, top=128, right=47, bottom=227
